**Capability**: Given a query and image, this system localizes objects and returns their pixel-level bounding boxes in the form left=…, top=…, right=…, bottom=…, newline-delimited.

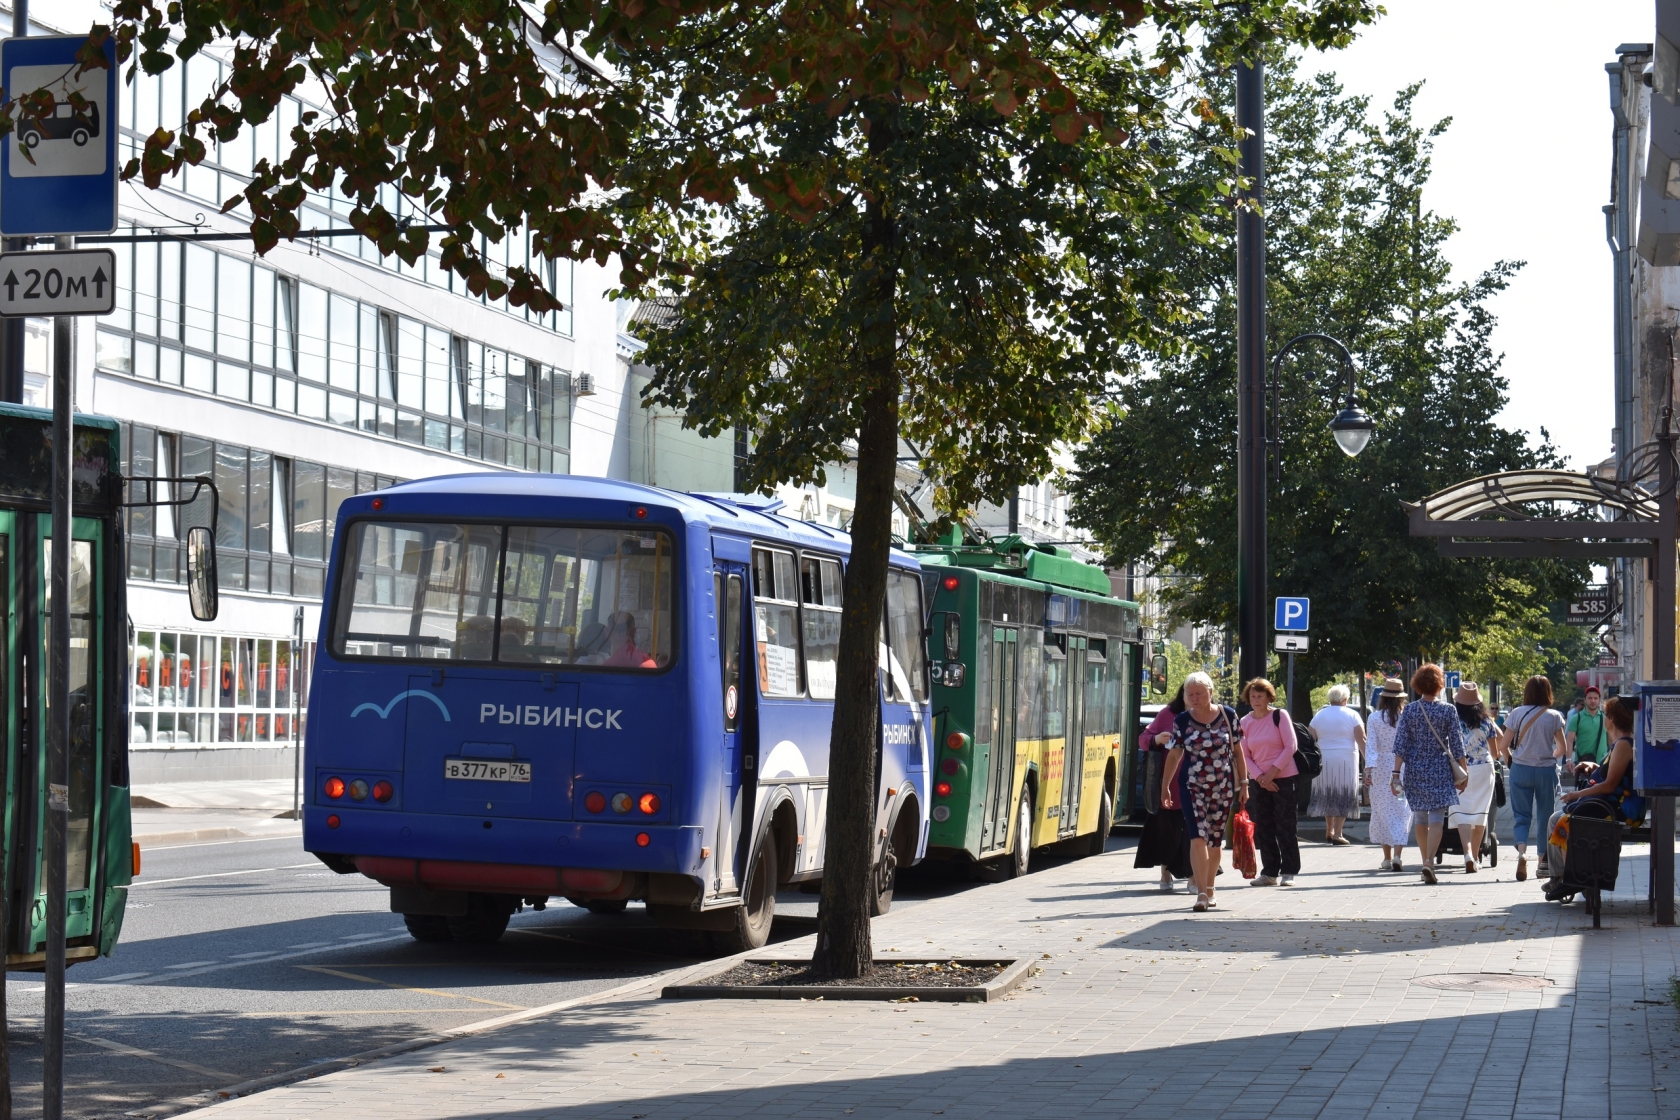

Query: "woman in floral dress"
left=1391, top=664, right=1466, bottom=886
left=1364, top=677, right=1410, bottom=871
left=1163, top=671, right=1248, bottom=912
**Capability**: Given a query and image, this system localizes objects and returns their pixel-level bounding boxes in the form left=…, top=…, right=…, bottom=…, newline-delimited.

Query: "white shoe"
left=1379, top=859, right=1393, bottom=871
left=1250, top=874, right=1278, bottom=887
left=1279, top=875, right=1295, bottom=887
left=1159, top=878, right=1177, bottom=893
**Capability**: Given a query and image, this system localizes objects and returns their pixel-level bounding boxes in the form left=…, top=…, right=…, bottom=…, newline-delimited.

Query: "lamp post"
left=1237, top=330, right=1375, bottom=699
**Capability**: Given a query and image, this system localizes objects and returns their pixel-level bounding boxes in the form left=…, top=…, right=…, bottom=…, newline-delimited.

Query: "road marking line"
left=132, top=863, right=318, bottom=887
left=90, top=973, right=151, bottom=982
left=70, top=1034, right=238, bottom=1080
left=229, top=1009, right=483, bottom=1016
left=295, top=965, right=526, bottom=1010
left=164, top=961, right=217, bottom=969
left=229, top=951, right=280, bottom=959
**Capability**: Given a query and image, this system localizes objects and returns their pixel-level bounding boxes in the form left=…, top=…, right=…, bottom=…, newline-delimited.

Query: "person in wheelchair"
left=1542, top=695, right=1641, bottom=903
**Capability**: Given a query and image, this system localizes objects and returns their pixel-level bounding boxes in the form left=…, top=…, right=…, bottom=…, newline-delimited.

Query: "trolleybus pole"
left=43, top=233, right=73, bottom=1120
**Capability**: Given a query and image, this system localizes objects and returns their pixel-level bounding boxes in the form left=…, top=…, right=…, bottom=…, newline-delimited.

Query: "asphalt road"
left=1, top=831, right=861, bottom=1120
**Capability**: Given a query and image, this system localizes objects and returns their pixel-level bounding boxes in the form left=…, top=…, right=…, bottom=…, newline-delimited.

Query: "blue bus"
left=303, top=475, right=932, bottom=950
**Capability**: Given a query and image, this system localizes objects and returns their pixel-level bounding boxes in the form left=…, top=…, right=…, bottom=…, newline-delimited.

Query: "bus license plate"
left=443, top=759, right=532, bottom=783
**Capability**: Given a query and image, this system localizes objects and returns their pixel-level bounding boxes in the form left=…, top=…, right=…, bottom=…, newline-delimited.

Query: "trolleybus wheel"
left=1085, top=787, right=1114, bottom=857
left=869, top=836, right=897, bottom=917
left=583, top=899, right=629, bottom=915
left=718, top=832, right=777, bottom=953
left=403, top=913, right=453, bottom=942
left=447, top=893, right=513, bottom=943
left=1008, top=785, right=1033, bottom=880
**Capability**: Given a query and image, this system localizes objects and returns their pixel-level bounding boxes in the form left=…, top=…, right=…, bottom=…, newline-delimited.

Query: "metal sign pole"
left=1286, top=652, right=1295, bottom=716
left=0, top=0, right=30, bottom=405
left=43, top=234, right=72, bottom=1120
left=291, top=607, right=303, bottom=820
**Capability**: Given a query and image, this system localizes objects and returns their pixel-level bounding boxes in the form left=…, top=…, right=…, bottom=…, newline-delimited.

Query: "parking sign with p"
left=1275, top=597, right=1310, bottom=632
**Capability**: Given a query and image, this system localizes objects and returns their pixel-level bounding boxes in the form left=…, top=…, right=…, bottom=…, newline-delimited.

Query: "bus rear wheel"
left=447, top=894, right=513, bottom=943
left=403, top=913, right=453, bottom=942
left=716, top=832, right=777, bottom=954
left=869, top=835, right=897, bottom=917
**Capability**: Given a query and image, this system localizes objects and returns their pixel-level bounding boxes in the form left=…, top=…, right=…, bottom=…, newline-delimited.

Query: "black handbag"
left=1494, top=764, right=1507, bottom=808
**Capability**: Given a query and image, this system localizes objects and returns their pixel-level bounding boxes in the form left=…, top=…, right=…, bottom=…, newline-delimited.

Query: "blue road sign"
left=1274, top=597, right=1310, bottom=632
left=1, top=34, right=119, bottom=236
left=1445, top=670, right=1462, bottom=692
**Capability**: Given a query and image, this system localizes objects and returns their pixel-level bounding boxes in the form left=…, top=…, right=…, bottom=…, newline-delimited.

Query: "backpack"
left=1275, top=709, right=1322, bottom=778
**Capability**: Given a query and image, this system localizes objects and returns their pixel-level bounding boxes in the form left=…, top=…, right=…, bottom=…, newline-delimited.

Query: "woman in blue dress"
left=1390, top=664, right=1466, bottom=885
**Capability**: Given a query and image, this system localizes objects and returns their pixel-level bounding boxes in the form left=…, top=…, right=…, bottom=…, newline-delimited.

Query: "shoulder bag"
left=1423, top=702, right=1470, bottom=791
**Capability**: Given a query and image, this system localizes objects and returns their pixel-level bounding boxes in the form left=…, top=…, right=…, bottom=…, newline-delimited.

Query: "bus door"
left=980, top=626, right=1017, bottom=855
left=712, top=562, right=750, bottom=896
left=1057, top=635, right=1087, bottom=839
left=23, top=514, right=105, bottom=954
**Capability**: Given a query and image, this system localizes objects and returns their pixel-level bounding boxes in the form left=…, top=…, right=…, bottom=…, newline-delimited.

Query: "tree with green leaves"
left=627, top=12, right=1375, bottom=974
left=1070, top=58, right=1586, bottom=715
left=32, top=0, right=1376, bottom=980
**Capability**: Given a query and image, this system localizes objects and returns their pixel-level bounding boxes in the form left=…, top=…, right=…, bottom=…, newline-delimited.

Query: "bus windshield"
left=332, top=520, right=675, bottom=669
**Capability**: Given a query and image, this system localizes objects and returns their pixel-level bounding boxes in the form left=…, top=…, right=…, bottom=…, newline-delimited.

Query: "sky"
left=1306, top=0, right=1652, bottom=472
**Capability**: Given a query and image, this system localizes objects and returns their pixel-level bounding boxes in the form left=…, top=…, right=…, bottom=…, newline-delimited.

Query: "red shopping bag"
left=1232, top=809, right=1257, bottom=879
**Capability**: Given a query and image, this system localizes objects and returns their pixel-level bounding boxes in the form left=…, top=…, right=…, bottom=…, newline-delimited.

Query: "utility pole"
left=1235, top=52, right=1268, bottom=691
left=44, top=235, right=72, bottom=1120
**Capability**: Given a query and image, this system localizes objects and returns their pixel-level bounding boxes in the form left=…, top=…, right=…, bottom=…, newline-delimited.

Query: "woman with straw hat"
left=1447, top=681, right=1498, bottom=873
left=1364, top=677, right=1411, bottom=870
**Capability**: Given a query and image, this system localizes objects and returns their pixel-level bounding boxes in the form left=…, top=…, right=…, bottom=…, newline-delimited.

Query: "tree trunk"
left=812, top=100, right=899, bottom=980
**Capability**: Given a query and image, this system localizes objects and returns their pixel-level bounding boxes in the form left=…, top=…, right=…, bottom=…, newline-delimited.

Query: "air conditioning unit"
left=572, top=372, right=595, bottom=397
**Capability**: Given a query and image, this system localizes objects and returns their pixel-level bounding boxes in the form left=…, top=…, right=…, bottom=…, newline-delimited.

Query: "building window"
left=97, top=237, right=572, bottom=470
left=129, top=628, right=314, bottom=749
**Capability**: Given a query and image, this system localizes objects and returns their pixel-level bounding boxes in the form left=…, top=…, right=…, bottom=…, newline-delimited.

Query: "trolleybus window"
left=752, top=546, right=802, bottom=696
left=334, top=521, right=673, bottom=669
left=885, top=569, right=929, bottom=704
left=800, top=556, right=842, bottom=700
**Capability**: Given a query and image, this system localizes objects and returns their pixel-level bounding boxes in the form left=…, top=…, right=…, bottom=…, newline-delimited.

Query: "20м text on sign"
left=0, top=250, right=115, bottom=316
left=1275, top=597, right=1310, bottom=632
left=0, top=34, right=120, bottom=236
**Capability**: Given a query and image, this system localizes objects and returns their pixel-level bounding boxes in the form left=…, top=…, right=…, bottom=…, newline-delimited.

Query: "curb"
left=662, top=956, right=1031, bottom=1002
left=150, top=935, right=815, bottom=1118
left=133, top=828, right=250, bottom=846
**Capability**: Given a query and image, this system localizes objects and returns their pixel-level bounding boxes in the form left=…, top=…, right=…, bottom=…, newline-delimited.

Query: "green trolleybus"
left=911, top=535, right=1142, bottom=878
left=0, top=402, right=215, bottom=970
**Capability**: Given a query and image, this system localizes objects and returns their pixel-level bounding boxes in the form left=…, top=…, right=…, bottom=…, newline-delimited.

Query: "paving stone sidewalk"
left=185, top=834, right=1680, bottom=1120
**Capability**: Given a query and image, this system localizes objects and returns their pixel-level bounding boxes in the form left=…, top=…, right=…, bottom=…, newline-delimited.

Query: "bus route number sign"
left=443, top=758, right=532, bottom=783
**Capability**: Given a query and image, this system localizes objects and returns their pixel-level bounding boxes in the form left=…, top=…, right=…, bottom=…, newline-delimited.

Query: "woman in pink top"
left=1238, top=678, right=1300, bottom=886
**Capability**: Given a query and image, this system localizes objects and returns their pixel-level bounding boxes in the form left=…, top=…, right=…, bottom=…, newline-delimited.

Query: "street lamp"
left=1268, top=332, right=1375, bottom=473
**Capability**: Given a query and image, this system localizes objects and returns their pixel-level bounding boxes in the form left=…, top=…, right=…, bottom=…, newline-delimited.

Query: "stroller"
left=1432, top=760, right=1504, bottom=868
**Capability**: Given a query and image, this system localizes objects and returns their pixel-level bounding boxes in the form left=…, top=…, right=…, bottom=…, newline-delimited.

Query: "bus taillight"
left=635, top=832, right=651, bottom=847
left=585, top=791, right=607, bottom=813
left=935, top=782, right=952, bottom=798
left=611, top=792, right=633, bottom=813
left=324, top=776, right=346, bottom=799
left=326, top=814, right=341, bottom=829
left=348, top=779, right=369, bottom=801
left=946, top=731, right=969, bottom=752
left=132, top=843, right=141, bottom=877
left=372, top=781, right=394, bottom=803
left=940, top=757, right=961, bottom=776
left=639, top=792, right=661, bottom=814
left=941, top=575, right=959, bottom=591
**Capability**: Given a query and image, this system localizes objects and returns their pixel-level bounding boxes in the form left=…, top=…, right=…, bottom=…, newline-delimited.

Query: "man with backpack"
left=1567, top=687, right=1609, bottom=774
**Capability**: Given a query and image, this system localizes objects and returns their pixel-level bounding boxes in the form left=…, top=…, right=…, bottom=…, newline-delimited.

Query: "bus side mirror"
left=187, top=526, right=219, bottom=621
left=1150, top=654, right=1169, bottom=695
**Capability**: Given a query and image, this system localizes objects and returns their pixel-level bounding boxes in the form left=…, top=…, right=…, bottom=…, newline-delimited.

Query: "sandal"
left=1465, top=860, right=1478, bottom=873
left=1193, top=892, right=1210, bottom=912
left=1421, top=865, right=1438, bottom=885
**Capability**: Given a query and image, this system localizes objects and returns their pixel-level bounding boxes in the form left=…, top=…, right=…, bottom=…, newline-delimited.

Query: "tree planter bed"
left=663, top=957, right=1029, bottom=1002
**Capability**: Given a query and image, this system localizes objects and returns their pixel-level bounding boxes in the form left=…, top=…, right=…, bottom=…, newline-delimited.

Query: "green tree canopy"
left=1070, top=58, right=1586, bottom=701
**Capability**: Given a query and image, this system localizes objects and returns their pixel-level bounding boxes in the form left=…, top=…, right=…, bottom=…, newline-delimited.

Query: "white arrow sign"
left=0, top=249, right=116, bottom=316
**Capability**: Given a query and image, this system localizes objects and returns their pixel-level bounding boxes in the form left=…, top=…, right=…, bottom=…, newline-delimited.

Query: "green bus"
left=0, top=402, right=214, bottom=970
left=911, top=535, right=1143, bottom=878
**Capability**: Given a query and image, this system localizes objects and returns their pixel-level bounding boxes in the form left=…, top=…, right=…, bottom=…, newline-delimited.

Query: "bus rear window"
left=334, top=520, right=675, bottom=670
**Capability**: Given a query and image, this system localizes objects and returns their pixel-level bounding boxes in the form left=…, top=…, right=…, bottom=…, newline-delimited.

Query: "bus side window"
left=752, top=547, right=802, bottom=697
left=721, top=573, right=743, bottom=730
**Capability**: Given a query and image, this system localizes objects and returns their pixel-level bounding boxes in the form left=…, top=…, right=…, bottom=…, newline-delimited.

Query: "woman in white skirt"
left=1364, top=678, right=1410, bottom=870
left=1447, top=681, right=1498, bottom=872
left=1308, top=684, right=1365, bottom=843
